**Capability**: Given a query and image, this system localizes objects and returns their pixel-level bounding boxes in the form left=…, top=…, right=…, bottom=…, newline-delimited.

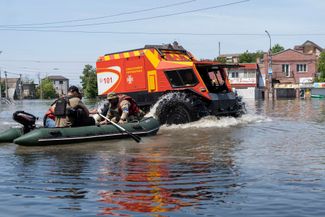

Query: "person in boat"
left=43, top=104, right=56, bottom=128
left=100, top=92, right=144, bottom=125
left=54, top=86, right=95, bottom=127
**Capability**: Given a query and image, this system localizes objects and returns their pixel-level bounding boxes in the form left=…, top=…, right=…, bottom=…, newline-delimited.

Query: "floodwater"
left=0, top=99, right=324, bottom=217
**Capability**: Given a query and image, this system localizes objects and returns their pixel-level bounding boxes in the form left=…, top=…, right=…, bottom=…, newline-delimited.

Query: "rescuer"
left=43, top=103, right=56, bottom=128
left=100, top=92, right=144, bottom=125
left=54, top=86, right=95, bottom=127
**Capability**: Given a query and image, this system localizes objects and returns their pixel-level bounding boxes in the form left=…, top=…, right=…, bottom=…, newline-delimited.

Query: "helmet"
left=107, top=92, right=118, bottom=100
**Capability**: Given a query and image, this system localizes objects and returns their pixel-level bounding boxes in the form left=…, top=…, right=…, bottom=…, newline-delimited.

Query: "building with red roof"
left=228, top=63, right=265, bottom=99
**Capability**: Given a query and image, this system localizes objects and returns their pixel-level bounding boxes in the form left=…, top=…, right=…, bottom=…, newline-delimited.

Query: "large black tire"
left=155, top=93, right=200, bottom=125
left=232, top=96, right=246, bottom=117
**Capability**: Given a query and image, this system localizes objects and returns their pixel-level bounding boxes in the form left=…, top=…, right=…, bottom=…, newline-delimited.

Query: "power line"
left=1, top=28, right=325, bottom=37
left=2, top=67, right=89, bottom=74
left=0, top=28, right=263, bottom=35
left=0, top=59, right=93, bottom=63
left=2, top=0, right=250, bottom=29
left=3, top=70, right=21, bottom=76
left=0, top=0, right=196, bottom=27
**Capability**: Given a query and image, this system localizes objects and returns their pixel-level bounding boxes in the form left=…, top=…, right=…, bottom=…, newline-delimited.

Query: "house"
left=228, top=63, right=265, bottom=99
left=269, top=49, right=317, bottom=84
left=22, top=83, right=37, bottom=99
left=45, top=75, right=69, bottom=96
left=264, top=40, right=322, bottom=98
left=0, top=77, right=22, bottom=100
left=218, top=53, right=241, bottom=63
left=294, top=40, right=323, bottom=57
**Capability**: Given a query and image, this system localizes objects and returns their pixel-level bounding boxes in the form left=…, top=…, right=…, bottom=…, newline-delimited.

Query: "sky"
left=0, top=0, right=325, bottom=85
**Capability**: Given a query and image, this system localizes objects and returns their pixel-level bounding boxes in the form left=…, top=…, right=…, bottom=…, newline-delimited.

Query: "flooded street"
left=0, top=99, right=325, bottom=217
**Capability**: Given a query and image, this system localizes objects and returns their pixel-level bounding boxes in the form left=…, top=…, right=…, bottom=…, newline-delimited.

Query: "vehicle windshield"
left=196, top=65, right=229, bottom=93
left=164, top=68, right=198, bottom=88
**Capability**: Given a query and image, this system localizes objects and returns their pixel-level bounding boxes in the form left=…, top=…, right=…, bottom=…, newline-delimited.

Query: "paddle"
left=99, top=113, right=141, bottom=143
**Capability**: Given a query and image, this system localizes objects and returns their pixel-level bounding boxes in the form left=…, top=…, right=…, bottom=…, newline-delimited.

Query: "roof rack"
left=144, top=41, right=194, bottom=60
left=144, top=41, right=186, bottom=52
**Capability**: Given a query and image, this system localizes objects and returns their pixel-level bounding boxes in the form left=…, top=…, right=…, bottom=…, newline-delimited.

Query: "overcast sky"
left=1, top=0, right=325, bottom=84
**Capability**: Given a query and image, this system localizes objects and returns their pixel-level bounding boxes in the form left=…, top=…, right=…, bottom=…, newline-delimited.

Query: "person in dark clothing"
left=53, top=86, right=95, bottom=127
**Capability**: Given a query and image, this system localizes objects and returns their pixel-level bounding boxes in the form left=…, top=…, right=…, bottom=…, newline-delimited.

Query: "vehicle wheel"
left=232, top=96, right=246, bottom=117
left=155, top=93, right=198, bottom=125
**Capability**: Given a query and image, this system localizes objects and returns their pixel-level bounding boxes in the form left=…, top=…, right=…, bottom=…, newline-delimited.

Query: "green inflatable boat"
left=311, top=94, right=325, bottom=98
left=0, top=117, right=160, bottom=146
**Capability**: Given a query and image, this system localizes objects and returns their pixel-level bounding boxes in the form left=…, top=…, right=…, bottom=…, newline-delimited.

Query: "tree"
left=36, top=78, right=57, bottom=99
left=80, top=64, right=98, bottom=99
left=214, top=56, right=227, bottom=63
left=271, top=44, right=285, bottom=54
left=316, top=52, right=325, bottom=82
left=239, top=51, right=255, bottom=63
left=255, top=50, right=264, bottom=59
left=238, top=50, right=265, bottom=63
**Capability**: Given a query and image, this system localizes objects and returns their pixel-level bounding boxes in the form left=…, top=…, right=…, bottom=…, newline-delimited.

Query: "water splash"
left=145, top=92, right=189, bottom=118
left=162, top=114, right=271, bottom=129
left=146, top=92, right=270, bottom=129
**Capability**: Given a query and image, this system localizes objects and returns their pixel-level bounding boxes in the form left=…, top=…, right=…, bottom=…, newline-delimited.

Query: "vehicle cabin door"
left=124, top=56, right=146, bottom=92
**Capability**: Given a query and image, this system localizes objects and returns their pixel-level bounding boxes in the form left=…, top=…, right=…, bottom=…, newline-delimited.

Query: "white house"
left=46, top=75, right=69, bottom=96
left=228, top=63, right=265, bottom=99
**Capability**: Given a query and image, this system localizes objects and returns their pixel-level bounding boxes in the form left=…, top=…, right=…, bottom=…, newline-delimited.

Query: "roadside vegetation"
left=36, top=78, right=57, bottom=99
left=271, top=44, right=285, bottom=54
left=315, top=52, right=325, bottom=82
left=80, top=64, right=98, bottom=99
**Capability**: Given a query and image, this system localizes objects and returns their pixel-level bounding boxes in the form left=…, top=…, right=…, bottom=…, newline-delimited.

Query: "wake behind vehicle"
left=96, top=42, right=246, bottom=125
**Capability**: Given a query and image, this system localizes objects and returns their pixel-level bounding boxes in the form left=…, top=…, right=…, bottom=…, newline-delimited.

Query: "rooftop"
left=46, top=75, right=68, bottom=80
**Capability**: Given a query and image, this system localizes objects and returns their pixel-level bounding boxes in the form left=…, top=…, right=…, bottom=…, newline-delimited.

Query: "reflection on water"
left=96, top=142, right=241, bottom=216
left=254, top=98, right=325, bottom=123
left=97, top=153, right=193, bottom=215
left=9, top=130, right=242, bottom=216
left=12, top=146, right=91, bottom=212
left=0, top=99, right=325, bottom=216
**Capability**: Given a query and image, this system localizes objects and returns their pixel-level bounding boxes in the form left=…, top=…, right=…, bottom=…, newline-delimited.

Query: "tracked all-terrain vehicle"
left=96, top=43, right=245, bottom=125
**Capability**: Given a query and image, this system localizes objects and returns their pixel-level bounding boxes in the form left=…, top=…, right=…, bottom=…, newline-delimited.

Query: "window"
left=297, top=64, right=307, bottom=72
left=196, top=66, right=228, bottom=93
left=165, top=68, right=198, bottom=87
left=243, top=70, right=256, bottom=78
left=231, top=71, right=239, bottom=78
left=59, top=80, right=63, bottom=84
left=282, top=64, right=290, bottom=77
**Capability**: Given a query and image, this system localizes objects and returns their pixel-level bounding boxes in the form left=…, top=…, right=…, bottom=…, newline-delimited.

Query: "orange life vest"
left=45, top=107, right=55, bottom=121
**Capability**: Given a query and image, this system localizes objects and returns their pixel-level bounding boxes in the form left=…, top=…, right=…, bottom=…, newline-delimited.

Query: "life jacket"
left=54, top=97, right=69, bottom=117
left=45, top=106, right=55, bottom=121
left=54, top=96, right=91, bottom=127
left=43, top=106, right=56, bottom=127
left=117, top=95, right=140, bottom=116
left=53, top=96, right=82, bottom=117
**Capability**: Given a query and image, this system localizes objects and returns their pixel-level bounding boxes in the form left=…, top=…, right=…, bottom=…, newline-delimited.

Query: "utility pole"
left=265, top=30, right=274, bottom=100
left=218, top=42, right=221, bottom=56
left=38, top=73, right=43, bottom=100
left=4, top=71, right=8, bottom=99
left=19, top=74, right=23, bottom=100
